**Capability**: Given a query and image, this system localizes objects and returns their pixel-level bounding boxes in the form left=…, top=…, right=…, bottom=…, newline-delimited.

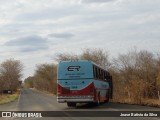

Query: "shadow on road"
left=66, top=102, right=160, bottom=110
left=66, top=102, right=110, bottom=109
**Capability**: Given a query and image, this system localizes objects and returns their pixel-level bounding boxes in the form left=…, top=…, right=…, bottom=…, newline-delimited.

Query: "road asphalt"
left=0, top=88, right=159, bottom=120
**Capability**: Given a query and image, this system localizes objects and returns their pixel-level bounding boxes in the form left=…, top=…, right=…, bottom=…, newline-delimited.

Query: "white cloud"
left=81, top=0, right=115, bottom=4
left=5, top=35, right=49, bottom=53
left=48, top=32, right=74, bottom=38
left=0, top=0, right=160, bottom=79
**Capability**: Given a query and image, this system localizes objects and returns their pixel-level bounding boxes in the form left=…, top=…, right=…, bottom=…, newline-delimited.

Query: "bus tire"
left=67, top=102, right=76, bottom=107
left=97, top=93, right=100, bottom=105
left=105, top=91, right=110, bottom=103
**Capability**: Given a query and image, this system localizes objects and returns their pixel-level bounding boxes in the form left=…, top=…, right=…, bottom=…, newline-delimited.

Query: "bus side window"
left=98, top=68, right=101, bottom=80
left=93, top=66, right=95, bottom=78
left=104, top=71, right=106, bottom=80
left=99, top=69, right=101, bottom=80
left=95, top=66, right=98, bottom=79
left=101, top=70, right=104, bottom=80
left=93, top=65, right=96, bottom=79
left=102, top=70, right=105, bottom=80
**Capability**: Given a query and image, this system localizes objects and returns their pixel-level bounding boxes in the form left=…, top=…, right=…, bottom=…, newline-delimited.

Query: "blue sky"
left=0, top=0, right=160, bottom=79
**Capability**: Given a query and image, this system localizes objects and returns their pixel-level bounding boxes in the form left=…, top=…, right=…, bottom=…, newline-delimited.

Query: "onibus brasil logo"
left=1, top=112, right=42, bottom=118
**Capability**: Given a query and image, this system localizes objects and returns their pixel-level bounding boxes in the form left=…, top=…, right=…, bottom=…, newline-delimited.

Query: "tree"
left=81, top=48, right=110, bottom=69
left=155, top=54, right=160, bottom=91
left=112, top=49, right=158, bottom=102
left=136, top=51, right=157, bottom=98
left=0, top=76, right=5, bottom=94
left=156, top=73, right=160, bottom=91
left=0, top=58, right=23, bottom=91
left=56, top=48, right=110, bottom=69
left=24, top=76, right=34, bottom=88
left=56, top=53, right=79, bottom=62
left=32, top=63, right=57, bottom=93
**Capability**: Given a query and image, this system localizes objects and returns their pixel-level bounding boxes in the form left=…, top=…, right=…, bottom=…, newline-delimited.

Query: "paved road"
left=0, top=88, right=159, bottom=120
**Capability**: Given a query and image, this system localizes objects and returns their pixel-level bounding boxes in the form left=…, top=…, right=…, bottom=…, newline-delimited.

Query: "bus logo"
left=67, top=66, right=80, bottom=71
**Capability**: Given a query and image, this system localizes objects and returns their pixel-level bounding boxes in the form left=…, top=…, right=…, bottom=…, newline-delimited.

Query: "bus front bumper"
left=57, top=96, right=94, bottom=103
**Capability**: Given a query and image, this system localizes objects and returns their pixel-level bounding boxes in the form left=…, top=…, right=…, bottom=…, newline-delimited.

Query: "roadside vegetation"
left=23, top=48, right=160, bottom=107
left=1, top=49, right=159, bottom=107
left=25, top=64, right=57, bottom=94
left=0, top=93, right=19, bottom=105
left=110, top=49, right=160, bottom=107
left=0, top=58, right=23, bottom=104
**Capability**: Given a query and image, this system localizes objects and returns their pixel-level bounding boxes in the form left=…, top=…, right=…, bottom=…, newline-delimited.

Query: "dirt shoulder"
left=0, top=91, right=19, bottom=105
left=111, top=98, right=160, bottom=108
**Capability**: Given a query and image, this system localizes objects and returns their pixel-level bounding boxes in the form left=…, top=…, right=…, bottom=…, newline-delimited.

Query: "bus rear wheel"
left=67, top=102, right=76, bottom=107
left=96, top=93, right=100, bottom=105
left=104, top=91, right=110, bottom=103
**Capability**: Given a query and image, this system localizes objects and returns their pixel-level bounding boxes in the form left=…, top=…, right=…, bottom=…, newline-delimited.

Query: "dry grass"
left=111, top=97, right=160, bottom=107
left=141, top=99, right=160, bottom=107
left=0, top=93, right=19, bottom=105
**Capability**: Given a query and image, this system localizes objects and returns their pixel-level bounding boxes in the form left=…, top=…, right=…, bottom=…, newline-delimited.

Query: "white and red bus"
left=57, top=60, right=113, bottom=107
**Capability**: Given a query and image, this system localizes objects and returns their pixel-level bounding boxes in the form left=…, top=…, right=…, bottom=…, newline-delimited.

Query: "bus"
left=57, top=60, right=113, bottom=107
